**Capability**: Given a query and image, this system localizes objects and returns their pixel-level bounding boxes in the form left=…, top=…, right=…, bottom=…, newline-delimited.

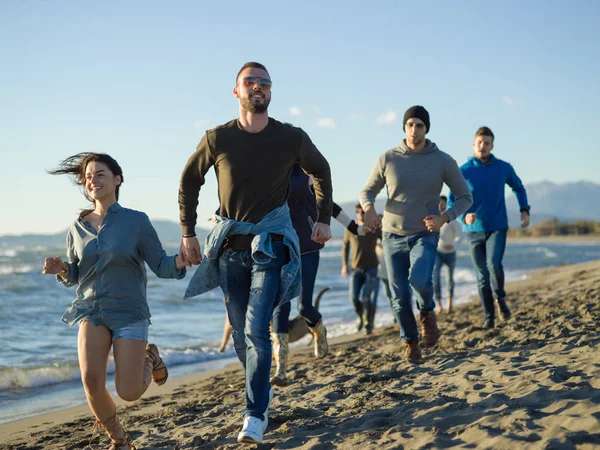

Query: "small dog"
left=217, top=287, right=330, bottom=352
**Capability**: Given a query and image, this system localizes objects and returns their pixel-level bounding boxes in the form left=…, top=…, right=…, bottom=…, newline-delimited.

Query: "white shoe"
left=237, top=416, right=267, bottom=444
left=237, top=388, right=274, bottom=444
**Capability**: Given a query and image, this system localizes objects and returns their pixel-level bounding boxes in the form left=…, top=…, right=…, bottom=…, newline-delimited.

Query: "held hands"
left=363, top=207, right=381, bottom=230
left=181, top=236, right=202, bottom=265
left=464, top=213, right=477, bottom=225
left=175, top=251, right=191, bottom=270
left=311, top=222, right=332, bottom=244
left=43, top=256, right=66, bottom=276
left=521, top=211, right=530, bottom=228
left=423, top=213, right=448, bottom=232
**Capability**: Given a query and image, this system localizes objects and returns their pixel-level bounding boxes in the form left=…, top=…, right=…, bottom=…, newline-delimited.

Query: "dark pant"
left=433, top=251, right=457, bottom=300
left=272, top=251, right=322, bottom=332
left=218, top=241, right=288, bottom=420
left=466, top=229, right=508, bottom=321
left=349, top=267, right=379, bottom=326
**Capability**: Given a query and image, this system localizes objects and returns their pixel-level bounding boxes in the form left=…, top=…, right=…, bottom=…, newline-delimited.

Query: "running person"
left=178, top=62, right=333, bottom=444
left=43, top=153, right=187, bottom=450
left=449, top=126, right=530, bottom=329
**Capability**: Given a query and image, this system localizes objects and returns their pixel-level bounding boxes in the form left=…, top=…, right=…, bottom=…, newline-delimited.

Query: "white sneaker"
left=237, top=388, right=275, bottom=444
left=237, top=416, right=266, bottom=444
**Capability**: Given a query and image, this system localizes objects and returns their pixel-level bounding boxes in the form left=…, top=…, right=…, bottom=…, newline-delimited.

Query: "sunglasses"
left=240, top=76, right=273, bottom=88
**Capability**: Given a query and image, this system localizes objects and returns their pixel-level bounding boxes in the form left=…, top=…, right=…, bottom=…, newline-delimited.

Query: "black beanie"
left=403, top=105, right=430, bottom=134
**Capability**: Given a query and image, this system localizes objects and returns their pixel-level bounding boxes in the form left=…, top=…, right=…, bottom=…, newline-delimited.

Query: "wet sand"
left=2, top=260, right=599, bottom=449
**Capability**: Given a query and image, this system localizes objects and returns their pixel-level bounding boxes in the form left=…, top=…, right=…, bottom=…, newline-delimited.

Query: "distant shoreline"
left=507, top=234, right=600, bottom=243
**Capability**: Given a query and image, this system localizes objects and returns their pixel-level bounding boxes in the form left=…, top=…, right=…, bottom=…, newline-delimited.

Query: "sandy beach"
left=2, top=260, right=599, bottom=449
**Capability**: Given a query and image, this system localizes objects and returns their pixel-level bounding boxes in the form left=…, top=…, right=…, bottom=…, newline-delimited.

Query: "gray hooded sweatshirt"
left=360, top=139, right=472, bottom=236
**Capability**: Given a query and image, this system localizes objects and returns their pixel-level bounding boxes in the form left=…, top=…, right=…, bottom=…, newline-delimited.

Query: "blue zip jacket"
left=184, top=203, right=301, bottom=304
left=449, top=155, right=529, bottom=232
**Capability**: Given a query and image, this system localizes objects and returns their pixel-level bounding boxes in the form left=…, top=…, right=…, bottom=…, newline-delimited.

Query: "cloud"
left=376, top=110, right=399, bottom=125
left=502, top=96, right=524, bottom=106
left=312, top=105, right=322, bottom=114
left=316, top=118, right=337, bottom=129
left=194, top=120, right=208, bottom=128
left=290, top=106, right=302, bottom=116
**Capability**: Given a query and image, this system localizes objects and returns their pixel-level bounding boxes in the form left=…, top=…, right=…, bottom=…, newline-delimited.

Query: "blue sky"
left=1, top=0, right=599, bottom=235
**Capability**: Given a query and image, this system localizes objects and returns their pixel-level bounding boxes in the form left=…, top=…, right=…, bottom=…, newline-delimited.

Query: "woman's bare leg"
left=77, top=321, right=115, bottom=422
left=113, top=337, right=148, bottom=402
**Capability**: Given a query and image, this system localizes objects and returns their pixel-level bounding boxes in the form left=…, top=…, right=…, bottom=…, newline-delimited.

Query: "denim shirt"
left=184, top=203, right=301, bottom=305
left=58, top=203, right=186, bottom=330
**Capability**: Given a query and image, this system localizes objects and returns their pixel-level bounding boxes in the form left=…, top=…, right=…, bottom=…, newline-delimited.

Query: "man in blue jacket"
left=450, top=126, right=530, bottom=329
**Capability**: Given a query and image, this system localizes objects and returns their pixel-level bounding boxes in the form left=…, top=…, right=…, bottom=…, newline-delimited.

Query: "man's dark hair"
left=475, top=126, right=495, bottom=142
left=236, top=62, right=270, bottom=84
left=440, top=195, right=447, bottom=202
left=355, top=202, right=364, bottom=212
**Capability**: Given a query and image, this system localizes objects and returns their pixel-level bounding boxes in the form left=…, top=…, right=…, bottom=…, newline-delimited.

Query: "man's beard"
left=241, top=95, right=271, bottom=113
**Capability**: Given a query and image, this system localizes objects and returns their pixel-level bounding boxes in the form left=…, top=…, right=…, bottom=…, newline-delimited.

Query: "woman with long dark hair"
left=43, top=153, right=188, bottom=450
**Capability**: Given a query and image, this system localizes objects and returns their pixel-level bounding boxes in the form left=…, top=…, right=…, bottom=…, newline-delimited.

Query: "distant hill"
left=506, top=181, right=600, bottom=226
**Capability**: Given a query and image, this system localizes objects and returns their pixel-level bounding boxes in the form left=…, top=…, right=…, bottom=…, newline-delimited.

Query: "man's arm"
left=178, top=134, right=216, bottom=263
left=360, top=154, right=386, bottom=230
left=506, top=163, right=530, bottom=228
left=297, top=130, right=333, bottom=226
left=443, top=159, right=473, bottom=222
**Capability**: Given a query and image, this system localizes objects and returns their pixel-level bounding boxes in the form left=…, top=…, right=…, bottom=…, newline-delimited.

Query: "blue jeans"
left=466, top=229, right=507, bottom=321
left=218, top=241, right=288, bottom=420
left=433, top=251, right=457, bottom=300
left=272, top=251, right=322, bottom=332
left=382, top=231, right=439, bottom=342
left=349, top=266, right=379, bottom=319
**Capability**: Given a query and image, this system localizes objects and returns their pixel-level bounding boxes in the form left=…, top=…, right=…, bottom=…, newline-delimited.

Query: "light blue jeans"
left=218, top=241, right=288, bottom=421
left=382, top=231, right=439, bottom=342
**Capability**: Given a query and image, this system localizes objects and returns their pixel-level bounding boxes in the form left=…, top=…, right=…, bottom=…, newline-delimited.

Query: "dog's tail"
left=313, top=287, right=330, bottom=310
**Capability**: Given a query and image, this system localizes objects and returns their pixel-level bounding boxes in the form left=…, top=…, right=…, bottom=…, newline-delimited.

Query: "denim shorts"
left=79, top=318, right=149, bottom=343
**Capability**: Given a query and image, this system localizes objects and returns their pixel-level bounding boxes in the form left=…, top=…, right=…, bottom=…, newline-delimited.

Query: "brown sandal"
left=146, top=343, right=168, bottom=386
left=92, top=410, right=136, bottom=450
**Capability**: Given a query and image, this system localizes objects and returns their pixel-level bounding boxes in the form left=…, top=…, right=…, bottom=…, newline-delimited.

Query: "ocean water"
left=1, top=238, right=600, bottom=424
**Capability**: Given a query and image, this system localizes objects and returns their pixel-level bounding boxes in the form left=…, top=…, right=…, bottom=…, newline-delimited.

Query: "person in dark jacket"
left=270, top=163, right=363, bottom=386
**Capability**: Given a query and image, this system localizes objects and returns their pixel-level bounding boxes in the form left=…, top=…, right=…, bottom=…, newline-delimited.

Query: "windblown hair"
left=475, top=126, right=495, bottom=142
left=48, top=152, right=124, bottom=204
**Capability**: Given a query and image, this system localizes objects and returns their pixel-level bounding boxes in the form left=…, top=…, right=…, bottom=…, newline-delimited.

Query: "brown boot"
left=146, top=343, right=168, bottom=386
left=270, top=332, right=290, bottom=387
left=308, top=319, right=328, bottom=359
left=420, top=311, right=440, bottom=347
left=402, top=340, right=422, bottom=362
left=100, top=411, right=136, bottom=450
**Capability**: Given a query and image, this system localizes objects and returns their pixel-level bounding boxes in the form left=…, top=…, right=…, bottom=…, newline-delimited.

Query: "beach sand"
left=2, top=260, right=599, bottom=449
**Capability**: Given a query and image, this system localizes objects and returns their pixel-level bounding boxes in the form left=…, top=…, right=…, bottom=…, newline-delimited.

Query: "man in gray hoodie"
left=360, top=106, right=472, bottom=361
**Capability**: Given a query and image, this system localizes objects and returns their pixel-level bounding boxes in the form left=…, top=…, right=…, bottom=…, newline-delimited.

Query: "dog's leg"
left=218, top=312, right=233, bottom=353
